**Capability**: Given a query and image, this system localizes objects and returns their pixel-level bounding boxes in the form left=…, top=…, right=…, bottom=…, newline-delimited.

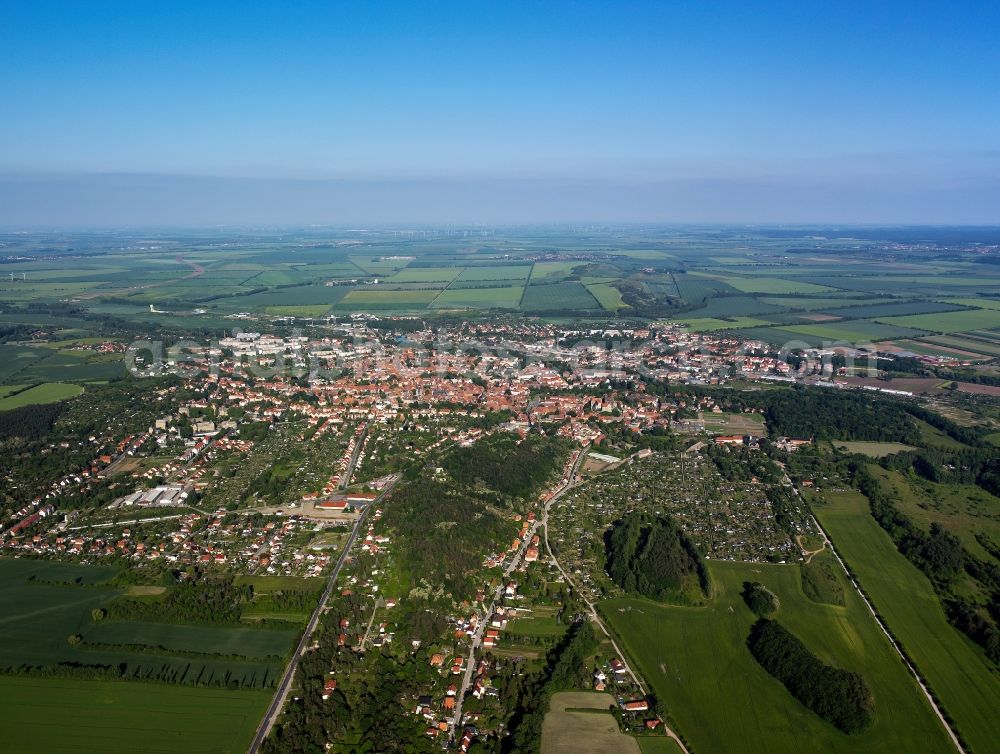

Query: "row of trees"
left=747, top=618, right=874, bottom=734
left=504, top=620, right=600, bottom=753
left=106, top=576, right=254, bottom=626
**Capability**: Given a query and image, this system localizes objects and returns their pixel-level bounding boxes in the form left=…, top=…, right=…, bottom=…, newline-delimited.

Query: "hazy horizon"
left=2, top=1, right=998, bottom=225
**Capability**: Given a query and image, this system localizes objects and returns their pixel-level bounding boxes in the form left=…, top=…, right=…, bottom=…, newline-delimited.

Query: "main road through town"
left=449, top=447, right=589, bottom=739
left=246, top=466, right=396, bottom=754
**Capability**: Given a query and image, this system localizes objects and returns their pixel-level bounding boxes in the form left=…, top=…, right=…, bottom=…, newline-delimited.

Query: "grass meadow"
left=600, top=559, right=952, bottom=754
left=813, top=489, right=1000, bottom=753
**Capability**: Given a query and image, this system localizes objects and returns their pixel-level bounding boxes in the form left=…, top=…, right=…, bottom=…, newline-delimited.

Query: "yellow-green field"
left=0, top=382, right=83, bottom=410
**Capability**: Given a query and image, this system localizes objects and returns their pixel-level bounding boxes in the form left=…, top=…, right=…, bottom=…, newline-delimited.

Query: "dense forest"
left=761, top=389, right=919, bottom=443
left=0, top=401, right=64, bottom=443
left=442, top=434, right=567, bottom=499
left=605, top=513, right=709, bottom=603
left=384, top=434, right=567, bottom=601
left=747, top=618, right=874, bottom=734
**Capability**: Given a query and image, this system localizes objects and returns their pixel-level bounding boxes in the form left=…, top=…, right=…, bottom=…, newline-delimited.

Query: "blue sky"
left=1, top=1, right=998, bottom=224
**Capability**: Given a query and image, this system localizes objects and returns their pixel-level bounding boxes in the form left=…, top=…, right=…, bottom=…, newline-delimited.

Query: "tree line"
left=747, top=618, right=874, bottom=734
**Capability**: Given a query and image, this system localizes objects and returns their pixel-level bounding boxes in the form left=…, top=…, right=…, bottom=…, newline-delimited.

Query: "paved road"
left=246, top=474, right=398, bottom=754
left=338, top=420, right=370, bottom=491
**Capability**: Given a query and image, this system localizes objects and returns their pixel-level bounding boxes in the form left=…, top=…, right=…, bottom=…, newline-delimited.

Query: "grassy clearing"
left=637, top=738, right=684, bottom=754
left=700, top=411, right=767, bottom=435
left=0, top=676, right=269, bottom=754
left=235, top=574, right=325, bottom=592
left=813, top=489, right=1000, bottom=753
left=541, top=691, right=641, bottom=754
left=0, top=381, right=83, bottom=409
left=506, top=608, right=568, bottom=638
left=833, top=441, right=917, bottom=458
left=865, top=467, right=1000, bottom=564
left=601, top=559, right=952, bottom=754
left=912, top=418, right=968, bottom=449
left=800, top=551, right=846, bottom=606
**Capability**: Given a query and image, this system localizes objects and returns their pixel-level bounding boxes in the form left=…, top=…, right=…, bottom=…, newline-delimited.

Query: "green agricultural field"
left=759, top=297, right=886, bottom=311
left=601, top=559, right=953, bottom=754
left=585, top=282, right=628, bottom=310
left=521, top=282, right=600, bottom=311
left=939, top=297, right=1000, bottom=311
left=680, top=295, right=788, bottom=318
left=0, top=384, right=24, bottom=398
left=889, top=339, right=992, bottom=359
left=813, top=489, right=1000, bottom=753
left=672, top=274, right=734, bottom=303
left=0, top=381, right=83, bottom=410
left=877, top=308, right=1000, bottom=333
left=676, top=317, right=773, bottom=332
left=0, top=344, right=48, bottom=381
left=453, top=265, right=532, bottom=282
left=715, top=276, right=836, bottom=295
left=218, top=284, right=350, bottom=309
left=0, top=560, right=285, bottom=690
left=0, top=677, right=269, bottom=754
left=85, top=621, right=296, bottom=659
left=337, top=288, right=440, bottom=309
left=833, top=441, right=917, bottom=458
left=819, top=301, right=965, bottom=319
left=919, top=334, right=1000, bottom=358
left=778, top=321, right=928, bottom=343
left=263, top=305, right=331, bottom=317
left=430, top=286, right=523, bottom=309
left=530, top=261, right=584, bottom=282
left=385, top=266, right=463, bottom=284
